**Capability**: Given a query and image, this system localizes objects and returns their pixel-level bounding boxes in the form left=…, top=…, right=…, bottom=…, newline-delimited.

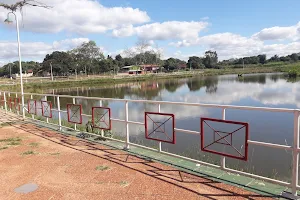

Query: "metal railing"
left=0, top=90, right=299, bottom=198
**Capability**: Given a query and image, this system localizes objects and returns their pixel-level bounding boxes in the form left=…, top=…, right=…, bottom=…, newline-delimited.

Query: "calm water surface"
left=44, top=73, right=300, bottom=182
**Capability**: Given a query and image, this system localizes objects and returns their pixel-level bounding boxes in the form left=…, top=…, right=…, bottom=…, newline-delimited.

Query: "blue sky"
left=1, top=0, right=300, bottom=66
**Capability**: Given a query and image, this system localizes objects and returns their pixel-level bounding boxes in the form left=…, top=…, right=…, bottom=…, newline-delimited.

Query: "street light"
left=4, top=12, right=25, bottom=119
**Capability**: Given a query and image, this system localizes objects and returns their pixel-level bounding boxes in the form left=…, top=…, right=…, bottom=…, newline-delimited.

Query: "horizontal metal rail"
left=3, top=90, right=295, bottom=113
left=1, top=90, right=300, bottom=198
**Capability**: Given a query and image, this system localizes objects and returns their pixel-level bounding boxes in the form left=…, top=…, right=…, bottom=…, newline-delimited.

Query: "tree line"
left=1, top=40, right=300, bottom=77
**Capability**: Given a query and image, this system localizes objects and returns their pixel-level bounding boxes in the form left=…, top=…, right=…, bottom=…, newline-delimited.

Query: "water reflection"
left=51, top=73, right=299, bottom=108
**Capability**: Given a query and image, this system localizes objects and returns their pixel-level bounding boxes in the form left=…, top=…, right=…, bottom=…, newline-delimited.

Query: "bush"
left=287, top=66, right=300, bottom=78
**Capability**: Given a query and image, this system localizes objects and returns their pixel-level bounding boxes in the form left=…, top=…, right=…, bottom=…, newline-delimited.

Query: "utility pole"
left=75, top=64, right=78, bottom=80
left=9, top=63, right=12, bottom=80
left=50, top=62, right=53, bottom=81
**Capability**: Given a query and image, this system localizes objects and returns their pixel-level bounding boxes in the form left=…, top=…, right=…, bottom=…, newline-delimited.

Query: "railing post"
left=45, top=96, right=49, bottom=124
left=4, top=92, right=7, bottom=113
left=15, top=93, right=19, bottom=115
left=221, top=108, right=226, bottom=169
left=30, top=95, right=34, bottom=119
left=158, top=103, right=162, bottom=152
left=99, top=100, right=104, bottom=137
left=124, top=101, right=130, bottom=150
left=57, top=96, right=62, bottom=131
left=291, top=110, right=300, bottom=197
left=8, top=92, right=11, bottom=112
left=73, top=97, right=76, bottom=130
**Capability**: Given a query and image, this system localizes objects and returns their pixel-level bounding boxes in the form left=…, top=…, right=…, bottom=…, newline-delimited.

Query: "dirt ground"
left=0, top=113, right=275, bottom=200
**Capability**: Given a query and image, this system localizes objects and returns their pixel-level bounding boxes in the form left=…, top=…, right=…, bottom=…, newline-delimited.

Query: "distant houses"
left=11, top=69, right=34, bottom=79
left=122, top=64, right=160, bottom=74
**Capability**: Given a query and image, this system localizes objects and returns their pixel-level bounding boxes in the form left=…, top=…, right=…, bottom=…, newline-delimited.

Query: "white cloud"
left=259, top=42, right=300, bottom=57
left=0, top=38, right=90, bottom=64
left=252, top=22, right=300, bottom=41
left=0, top=0, right=150, bottom=34
left=112, top=21, right=209, bottom=40
left=110, top=44, right=164, bottom=59
left=170, top=33, right=263, bottom=60
left=170, top=32, right=300, bottom=60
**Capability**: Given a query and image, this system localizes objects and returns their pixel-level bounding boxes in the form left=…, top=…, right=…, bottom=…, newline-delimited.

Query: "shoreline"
left=0, top=66, right=289, bottom=92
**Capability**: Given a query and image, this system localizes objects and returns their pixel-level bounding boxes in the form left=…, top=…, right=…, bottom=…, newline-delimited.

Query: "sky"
left=1, top=0, right=300, bottom=66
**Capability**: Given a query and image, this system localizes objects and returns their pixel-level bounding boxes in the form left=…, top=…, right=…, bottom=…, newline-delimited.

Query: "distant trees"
left=257, top=54, right=266, bottom=64
left=69, top=41, right=105, bottom=75
left=3, top=38, right=300, bottom=77
left=187, top=56, right=204, bottom=69
left=203, top=51, right=218, bottom=68
left=186, top=51, right=218, bottom=69
left=42, top=51, right=72, bottom=76
left=269, top=55, right=279, bottom=62
left=163, top=58, right=186, bottom=71
left=290, top=53, right=299, bottom=62
left=0, top=61, right=40, bottom=77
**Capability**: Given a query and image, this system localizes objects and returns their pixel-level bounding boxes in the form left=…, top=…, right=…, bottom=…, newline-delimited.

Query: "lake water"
left=44, top=73, right=299, bottom=182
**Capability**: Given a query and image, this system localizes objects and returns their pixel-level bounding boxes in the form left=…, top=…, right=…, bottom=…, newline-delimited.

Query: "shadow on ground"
left=3, top=120, right=280, bottom=200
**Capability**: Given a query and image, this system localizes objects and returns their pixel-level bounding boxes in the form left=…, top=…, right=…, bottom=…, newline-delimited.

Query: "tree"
left=99, top=58, right=118, bottom=73
left=115, top=54, right=123, bottom=62
left=114, top=54, right=124, bottom=70
left=0, top=61, right=39, bottom=77
left=135, top=39, right=150, bottom=64
left=269, top=54, right=279, bottom=62
left=187, top=56, right=204, bottom=69
left=42, top=51, right=72, bottom=76
left=257, top=54, right=266, bottom=64
left=290, top=53, right=298, bottom=62
left=70, top=41, right=104, bottom=75
left=203, top=51, right=218, bottom=68
left=163, top=58, right=186, bottom=71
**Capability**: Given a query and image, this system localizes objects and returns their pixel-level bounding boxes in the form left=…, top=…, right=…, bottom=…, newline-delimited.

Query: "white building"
left=12, top=69, right=33, bottom=79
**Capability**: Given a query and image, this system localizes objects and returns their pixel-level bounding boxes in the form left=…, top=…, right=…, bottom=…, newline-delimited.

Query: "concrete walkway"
left=0, top=111, right=282, bottom=199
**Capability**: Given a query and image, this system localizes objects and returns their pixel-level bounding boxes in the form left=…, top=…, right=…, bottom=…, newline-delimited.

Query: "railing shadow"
left=8, top=121, right=280, bottom=200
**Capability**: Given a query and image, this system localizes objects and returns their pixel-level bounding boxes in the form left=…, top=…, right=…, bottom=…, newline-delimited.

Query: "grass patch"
left=29, top=142, right=39, bottom=147
left=119, top=180, right=129, bottom=187
left=0, top=122, right=12, bottom=127
left=0, top=146, right=8, bottom=150
left=95, top=165, right=110, bottom=171
left=0, top=137, right=22, bottom=142
left=7, top=141, right=21, bottom=146
left=21, top=150, right=35, bottom=155
left=49, top=152, right=60, bottom=156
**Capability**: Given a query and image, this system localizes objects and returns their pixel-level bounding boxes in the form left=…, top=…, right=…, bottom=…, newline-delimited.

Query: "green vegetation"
left=0, top=122, right=13, bottom=127
left=0, top=146, right=8, bottom=151
left=29, top=142, right=39, bottom=147
left=0, top=137, right=22, bottom=143
left=21, top=150, right=36, bottom=155
left=286, top=66, right=300, bottom=78
left=119, top=181, right=129, bottom=187
left=95, top=165, right=110, bottom=171
left=1, top=65, right=296, bottom=92
left=0, top=137, right=22, bottom=147
left=49, top=152, right=60, bottom=156
left=7, top=141, right=21, bottom=146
